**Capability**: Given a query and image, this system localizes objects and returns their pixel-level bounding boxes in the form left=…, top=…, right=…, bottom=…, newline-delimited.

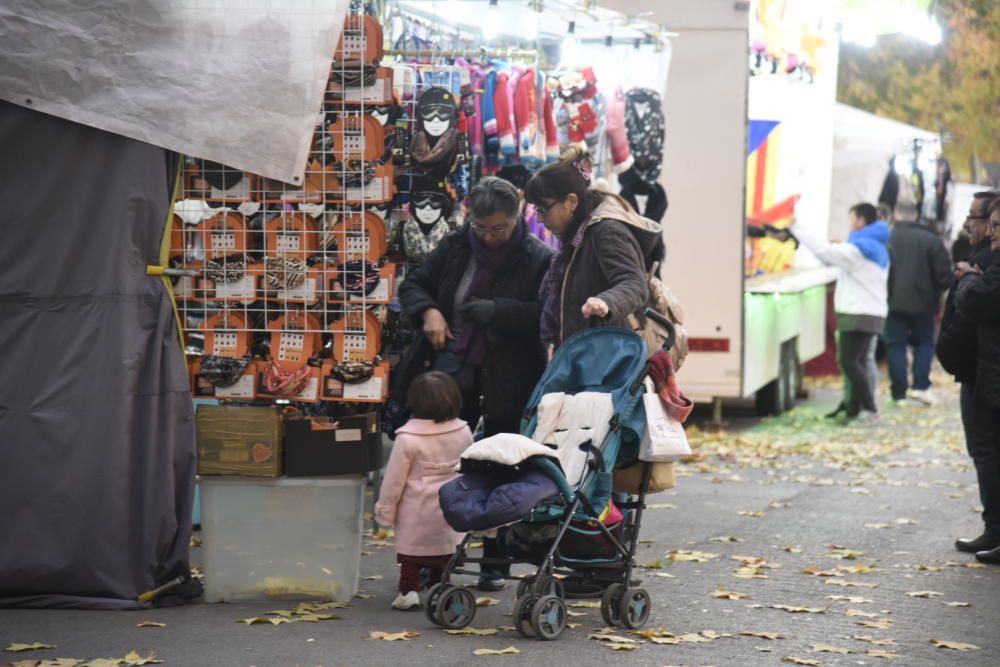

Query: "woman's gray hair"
left=469, top=176, right=521, bottom=221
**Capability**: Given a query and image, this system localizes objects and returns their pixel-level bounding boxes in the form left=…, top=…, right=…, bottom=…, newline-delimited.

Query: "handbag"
left=639, top=383, right=691, bottom=463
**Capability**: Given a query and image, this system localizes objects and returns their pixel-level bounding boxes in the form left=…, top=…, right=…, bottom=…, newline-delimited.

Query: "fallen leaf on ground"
left=472, top=647, right=520, bottom=656
left=567, top=623, right=582, bottom=629
left=738, top=511, right=766, bottom=518
left=771, top=604, right=826, bottom=614
left=783, top=545, right=803, bottom=553
left=867, top=649, right=905, bottom=659
left=844, top=609, right=878, bottom=618
left=34, top=660, right=81, bottom=667
left=858, top=619, right=894, bottom=629
left=781, top=657, right=820, bottom=666
left=5, top=644, right=56, bottom=653
left=853, top=635, right=897, bottom=646
left=732, top=567, right=769, bottom=579
left=79, top=659, right=125, bottom=667
left=929, top=639, right=979, bottom=651
left=827, top=548, right=865, bottom=560
left=566, top=610, right=588, bottom=616
left=943, top=601, right=971, bottom=607
left=123, top=651, right=163, bottom=665
left=666, top=550, right=718, bottom=563
left=362, top=575, right=383, bottom=581
left=825, top=579, right=878, bottom=588
left=602, top=643, right=637, bottom=651
left=709, top=535, right=745, bottom=543
left=812, top=643, right=850, bottom=654
left=354, top=593, right=374, bottom=599
left=712, top=586, right=751, bottom=600
left=568, top=601, right=600, bottom=608
left=135, top=621, right=166, bottom=628
left=631, top=627, right=674, bottom=639
left=367, top=630, right=419, bottom=641
left=640, top=560, right=664, bottom=569
left=826, top=595, right=872, bottom=603
left=366, top=539, right=394, bottom=547
left=801, top=566, right=841, bottom=577
left=444, top=627, right=498, bottom=636
left=906, top=591, right=943, bottom=598
left=475, top=597, right=499, bottom=607
left=371, top=528, right=393, bottom=539
left=587, top=634, right=638, bottom=643
left=647, top=503, right=675, bottom=509
left=864, top=523, right=892, bottom=529
left=740, top=631, right=785, bottom=640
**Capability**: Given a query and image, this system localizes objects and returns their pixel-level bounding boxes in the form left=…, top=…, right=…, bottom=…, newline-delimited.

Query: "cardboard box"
left=197, top=405, right=283, bottom=476
left=283, top=414, right=383, bottom=476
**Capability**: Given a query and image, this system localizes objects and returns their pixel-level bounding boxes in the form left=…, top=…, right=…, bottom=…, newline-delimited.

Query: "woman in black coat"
left=397, top=177, right=553, bottom=436
left=396, top=177, right=553, bottom=590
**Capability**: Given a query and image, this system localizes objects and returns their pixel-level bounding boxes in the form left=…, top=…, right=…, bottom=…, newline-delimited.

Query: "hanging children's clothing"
left=624, top=88, right=665, bottom=184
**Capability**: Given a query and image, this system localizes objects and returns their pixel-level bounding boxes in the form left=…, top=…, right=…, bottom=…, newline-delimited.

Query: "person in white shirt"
left=769, top=204, right=890, bottom=424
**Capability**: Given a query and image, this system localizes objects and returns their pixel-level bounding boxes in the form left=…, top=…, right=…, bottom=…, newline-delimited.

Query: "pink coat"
left=375, top=419, right=472, bottom=556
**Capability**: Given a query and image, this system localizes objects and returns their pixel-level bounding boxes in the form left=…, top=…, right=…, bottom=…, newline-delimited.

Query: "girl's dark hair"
left=524, top=145, right=605, bottom=246
left=407, top=371, right=462, bottom=422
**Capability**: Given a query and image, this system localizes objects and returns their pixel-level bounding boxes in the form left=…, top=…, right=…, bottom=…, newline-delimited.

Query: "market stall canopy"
left=828, top=102, right=937, bottom=239
left=0, top=0, right=349, bottom=184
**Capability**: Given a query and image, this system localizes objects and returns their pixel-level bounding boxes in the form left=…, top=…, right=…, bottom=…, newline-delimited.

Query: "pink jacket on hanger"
left=494, top=71, right=516, bottom=158
left=514, top=67, right=538, bottom=160
left=375, top=418, right=473, bottom=556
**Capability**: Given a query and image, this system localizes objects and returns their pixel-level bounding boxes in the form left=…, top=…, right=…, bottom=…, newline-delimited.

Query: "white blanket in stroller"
left=459, top=392, right=615, bottom=488
left=531, top=392, right=615, bottom=487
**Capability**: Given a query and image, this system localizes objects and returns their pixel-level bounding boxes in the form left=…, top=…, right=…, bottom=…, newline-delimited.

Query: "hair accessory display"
left=262, top=359, right=313, bottom=396
left=334, top=159, right=378, bottom=188
left=330, top=356, right=382, bottom=384
left=199, top=354, right=252, bottom=387
left=204, top=255, right=247, bottom=283
left=338, top=259, right=381, bottom=296
left=264, top=257, right=307, bottom=291
left=330, top=62, right=378, bottom=88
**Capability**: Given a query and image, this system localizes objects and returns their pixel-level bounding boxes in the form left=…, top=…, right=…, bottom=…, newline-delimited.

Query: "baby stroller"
left=425, top=310, right=677, bottom=640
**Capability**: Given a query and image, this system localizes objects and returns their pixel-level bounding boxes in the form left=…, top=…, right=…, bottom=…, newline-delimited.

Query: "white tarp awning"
left=0, top=0, right=349, bottom=184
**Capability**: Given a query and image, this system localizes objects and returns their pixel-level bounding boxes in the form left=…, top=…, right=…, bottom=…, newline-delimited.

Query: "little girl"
left=375, top=371, right=472, bottom=610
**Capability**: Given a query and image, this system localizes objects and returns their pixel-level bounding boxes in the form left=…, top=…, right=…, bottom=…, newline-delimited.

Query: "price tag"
left=215, top=374, right=255, bottom=398
left=343, top=376, right=383, bottom=400
left=214, top=274, right=256, bottom=301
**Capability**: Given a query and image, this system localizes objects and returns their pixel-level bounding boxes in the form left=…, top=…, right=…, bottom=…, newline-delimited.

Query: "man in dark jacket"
left=953, top=195, right=1000, bottom=563
left=884, top=195, right=953, bottom=405
left=396, top=177, right=553, bottom=590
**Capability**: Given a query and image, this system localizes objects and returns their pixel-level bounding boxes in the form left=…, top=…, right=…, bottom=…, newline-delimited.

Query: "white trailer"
left=603, top=0, right=840, bottom=418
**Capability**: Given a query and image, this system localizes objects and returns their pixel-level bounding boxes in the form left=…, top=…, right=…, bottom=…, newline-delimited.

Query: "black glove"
left=457, top=298, right=496, bottom=326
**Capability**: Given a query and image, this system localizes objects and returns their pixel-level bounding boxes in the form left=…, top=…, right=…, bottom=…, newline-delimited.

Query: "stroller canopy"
left=524, top=327, right=649, bottom=446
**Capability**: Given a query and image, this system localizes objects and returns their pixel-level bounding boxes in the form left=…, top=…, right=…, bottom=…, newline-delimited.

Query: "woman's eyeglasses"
left=988, top=221, right=1000, bottom=232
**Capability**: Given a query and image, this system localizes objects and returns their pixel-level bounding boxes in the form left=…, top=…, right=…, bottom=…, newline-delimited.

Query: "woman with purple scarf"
left=397, top=176, right=553, bottom=591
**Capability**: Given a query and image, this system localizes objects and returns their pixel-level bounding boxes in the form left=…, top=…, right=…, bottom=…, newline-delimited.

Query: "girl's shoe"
left=391, top=591, right=420, bottom=610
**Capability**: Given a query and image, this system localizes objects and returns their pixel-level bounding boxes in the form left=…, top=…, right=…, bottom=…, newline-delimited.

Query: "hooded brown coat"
left=558, top=194, right=663, bottom=344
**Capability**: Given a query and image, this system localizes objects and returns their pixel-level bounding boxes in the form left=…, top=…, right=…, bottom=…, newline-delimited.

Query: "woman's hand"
left=422, top=308, right=454, bottom=350
left=955, top=261, right=982, bottom=280
left=581, top=297, right=610, bottom=319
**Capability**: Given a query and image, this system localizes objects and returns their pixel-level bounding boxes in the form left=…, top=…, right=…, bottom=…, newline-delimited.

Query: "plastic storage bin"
left=200, top=476, right=364, bottom=603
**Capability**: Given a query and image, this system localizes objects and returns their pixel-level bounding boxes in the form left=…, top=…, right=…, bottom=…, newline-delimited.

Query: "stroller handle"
left=643, top=307, right=676, bottom=352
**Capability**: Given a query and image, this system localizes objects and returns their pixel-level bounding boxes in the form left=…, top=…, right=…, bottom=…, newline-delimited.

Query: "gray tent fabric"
left=0, top=100, right=198, bottom=609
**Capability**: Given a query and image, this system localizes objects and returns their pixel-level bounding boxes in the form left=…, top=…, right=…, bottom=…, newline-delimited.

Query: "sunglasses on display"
left=420, top=107, right=454, bottom=122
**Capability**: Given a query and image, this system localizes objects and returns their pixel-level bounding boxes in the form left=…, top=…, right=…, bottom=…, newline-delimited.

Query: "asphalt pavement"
left=2, top=372, right=998, bottom=667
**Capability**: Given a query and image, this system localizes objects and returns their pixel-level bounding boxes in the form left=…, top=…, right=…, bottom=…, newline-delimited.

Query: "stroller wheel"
left=514, top=594, right=537, bottom=638
left=519, top=576, right=563, bottom=600
left=437, top=586, right=477, bottom=629
left=618, top=587, right=651, bottom=629
left=531, top=595, right=567, bottom=640
left=600, top=583, right=626, bottom=627
left=422, top=583, right=447, bottom=626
